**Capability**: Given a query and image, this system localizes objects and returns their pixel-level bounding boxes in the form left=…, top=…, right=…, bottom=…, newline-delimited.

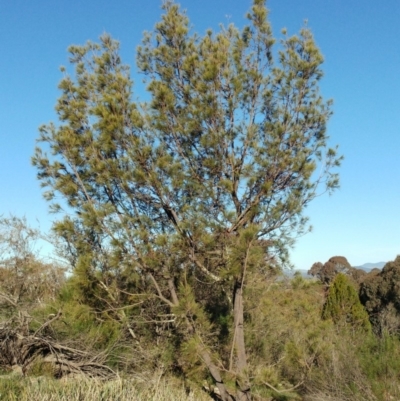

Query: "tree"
left=0, top=215, right=65, bottom=318
left=308, top=256, right=352, bottom=285
left=322, top=273, right=371, bottom=333
left=32, top=1, right=341, bottom=399
left=360, top=256, right=400, bottom=335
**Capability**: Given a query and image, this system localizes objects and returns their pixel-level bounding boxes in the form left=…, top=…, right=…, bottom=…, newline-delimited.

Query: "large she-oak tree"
left=33, top=1, right=341, bottom=399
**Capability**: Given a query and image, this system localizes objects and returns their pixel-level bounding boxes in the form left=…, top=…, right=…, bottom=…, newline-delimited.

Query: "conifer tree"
left=322, top=273, right=371, bottom=332
left=33, top=1, right=341, bottom=399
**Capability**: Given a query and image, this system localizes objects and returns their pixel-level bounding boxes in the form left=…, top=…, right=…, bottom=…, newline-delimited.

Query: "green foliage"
left=2, top=257, right=400, bottom=400
left=0, top=377, right=24, bottom=401
left=27, top=357, right=58, bottom=378
left=357, top=333, right=400, bottom=400
left=244, top=276, right=385, bottom=400
left=360, top=255, right=400, bottom=334
left=33, top=0, right=340, bottom=284
left=322, top=273, right=371, bottom=332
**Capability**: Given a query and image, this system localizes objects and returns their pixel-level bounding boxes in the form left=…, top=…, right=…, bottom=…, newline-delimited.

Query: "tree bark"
left=167, top=278, right=179, bottom=306
left=233, top=282, right=251, bottom=401
left=200, top=348, right=235, bottom=401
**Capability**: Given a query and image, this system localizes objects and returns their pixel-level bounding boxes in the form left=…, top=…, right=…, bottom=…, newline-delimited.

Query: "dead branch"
left=0, top=323, right=116, bottom=379
left=33, top=309, right=62, bottom=336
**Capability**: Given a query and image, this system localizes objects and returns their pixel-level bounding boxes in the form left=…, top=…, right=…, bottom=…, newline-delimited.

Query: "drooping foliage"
left=32, top=1, right=341, bottom=399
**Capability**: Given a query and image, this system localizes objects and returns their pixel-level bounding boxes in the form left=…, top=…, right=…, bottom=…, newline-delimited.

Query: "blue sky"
left=1, top=0, right=399, bottom=269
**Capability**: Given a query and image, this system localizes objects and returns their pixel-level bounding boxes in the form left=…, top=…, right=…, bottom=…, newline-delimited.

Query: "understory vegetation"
left=0, top=217, right=399, bottom=400
left=0, top=376, right=211, bottom=401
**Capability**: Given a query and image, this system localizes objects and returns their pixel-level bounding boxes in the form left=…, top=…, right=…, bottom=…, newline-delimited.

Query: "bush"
left=245, top=276, right=375, bottom=400
left=360, top=255, right=400, bottom=334
left=322, top=273, right=371, bottom=333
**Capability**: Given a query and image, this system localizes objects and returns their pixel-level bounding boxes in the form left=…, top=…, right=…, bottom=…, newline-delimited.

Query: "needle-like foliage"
left=32, top=1, right=341, bottom=399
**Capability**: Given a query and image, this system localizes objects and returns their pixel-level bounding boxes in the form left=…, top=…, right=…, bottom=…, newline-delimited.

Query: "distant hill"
left=355, top=262, right=386, bottom=271
left=285, top=269, right=309, bottom=278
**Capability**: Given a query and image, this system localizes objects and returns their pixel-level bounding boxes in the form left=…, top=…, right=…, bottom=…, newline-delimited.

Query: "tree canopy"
left=32, top=1, right=341, bottom=399
left=309, top=256, right=352, bottom=285
left=360, top=256, right=400, bottom=335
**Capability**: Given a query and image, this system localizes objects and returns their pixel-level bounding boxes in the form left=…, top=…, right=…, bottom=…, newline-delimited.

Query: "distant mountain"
left=285, top=269, right=310, bottom=278
left=355, top=262, right=386, bottom=271
left=285, top=262, right=387, bottom=278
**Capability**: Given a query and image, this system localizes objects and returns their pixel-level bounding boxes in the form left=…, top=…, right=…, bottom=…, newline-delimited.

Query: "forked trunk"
left=200, top=348, right=235, bottom=401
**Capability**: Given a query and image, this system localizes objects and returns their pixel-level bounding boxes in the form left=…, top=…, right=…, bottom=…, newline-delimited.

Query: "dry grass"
left=0, top=375, right=213, bottom=401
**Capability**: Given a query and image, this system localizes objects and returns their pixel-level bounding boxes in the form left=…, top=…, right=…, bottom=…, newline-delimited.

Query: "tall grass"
left=0, top=376, right=213, bottom=401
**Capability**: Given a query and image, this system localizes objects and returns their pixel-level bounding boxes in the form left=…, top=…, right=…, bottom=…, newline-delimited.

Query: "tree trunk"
left=167, top=278, right=179, bottom=305
left=200, top=348, right=235, bottom=401
left=233, top=282, right=251, bottom=401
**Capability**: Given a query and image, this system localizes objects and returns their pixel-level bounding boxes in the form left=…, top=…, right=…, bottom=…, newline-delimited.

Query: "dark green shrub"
left=322, top=273, right=371, bottom=332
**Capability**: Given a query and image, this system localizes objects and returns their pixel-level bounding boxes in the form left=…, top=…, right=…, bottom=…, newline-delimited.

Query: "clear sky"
left=1, top=0, right=399, bottom=270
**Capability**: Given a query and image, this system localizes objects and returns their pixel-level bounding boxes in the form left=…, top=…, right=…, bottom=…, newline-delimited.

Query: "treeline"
left=0, top=216, right=399, bottom=400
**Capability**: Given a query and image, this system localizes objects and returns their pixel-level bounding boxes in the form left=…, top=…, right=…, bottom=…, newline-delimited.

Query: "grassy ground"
left=0, top=375, right=213, bottom=401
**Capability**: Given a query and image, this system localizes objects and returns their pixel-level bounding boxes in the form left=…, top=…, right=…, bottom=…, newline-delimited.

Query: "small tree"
left=322, top=273, right=370, bottom=332
left=33, top=1, right=341, bottom=399
left=0, top=216, right=65, bottom=322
